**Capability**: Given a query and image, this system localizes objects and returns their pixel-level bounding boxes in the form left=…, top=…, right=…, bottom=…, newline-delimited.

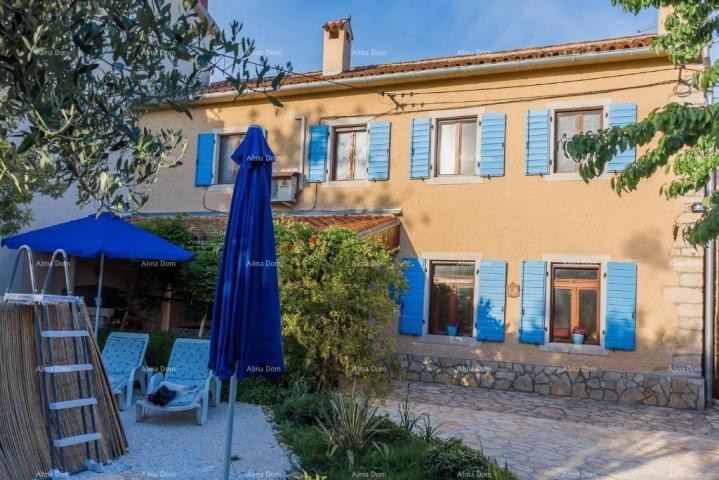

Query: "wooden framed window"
left=332, top=126, right=368, bottom=181
left=429, top=261, right=475, bottom=336
left=550, top=264, right=600, bottom=344
left=435, top=117, right=477, bottom=176
left=217, top=133, right=245, bottom=184
left=554, top=108, right=602, bottom=173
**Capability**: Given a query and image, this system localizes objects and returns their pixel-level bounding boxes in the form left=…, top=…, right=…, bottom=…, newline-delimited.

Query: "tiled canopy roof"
left=130, top=214, right=398, bottom=240
left=201, top=34, right=656, bottom=95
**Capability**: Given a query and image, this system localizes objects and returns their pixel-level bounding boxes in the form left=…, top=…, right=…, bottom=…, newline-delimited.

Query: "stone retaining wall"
left=399, top=353, right=705, bottom=410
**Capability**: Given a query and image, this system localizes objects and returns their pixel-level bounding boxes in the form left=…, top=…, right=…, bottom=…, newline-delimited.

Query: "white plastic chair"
left=135, top=338, right=220, bottom=425
left=101, top=331, right=149, bottom=411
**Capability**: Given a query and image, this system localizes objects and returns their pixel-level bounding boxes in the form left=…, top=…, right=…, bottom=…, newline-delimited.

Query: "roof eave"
left=197, top=46, right=661, bottom=104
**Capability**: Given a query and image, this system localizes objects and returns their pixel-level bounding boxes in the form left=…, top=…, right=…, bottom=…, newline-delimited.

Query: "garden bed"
left=237, top=378, right=518, bottom=480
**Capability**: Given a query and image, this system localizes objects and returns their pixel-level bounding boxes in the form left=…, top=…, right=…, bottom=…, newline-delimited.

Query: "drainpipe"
left=702, top=43, right=715, bottom=408
left=294, top=115, right=307, bottom=191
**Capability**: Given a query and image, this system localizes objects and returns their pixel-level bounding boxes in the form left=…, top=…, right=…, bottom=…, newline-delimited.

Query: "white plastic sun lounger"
left=135, top=338, right=220, bottom=425
left=101, top=331, right=149, bottom=411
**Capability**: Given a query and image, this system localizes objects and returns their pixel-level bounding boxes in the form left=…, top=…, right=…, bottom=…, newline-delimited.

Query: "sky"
left=208, top=0, right=658, bottom=76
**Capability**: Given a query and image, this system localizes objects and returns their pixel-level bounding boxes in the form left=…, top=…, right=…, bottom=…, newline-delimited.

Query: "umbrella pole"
left=223, top=365, right=238, bottom=480
left=93, top=252, right=105, bottom=338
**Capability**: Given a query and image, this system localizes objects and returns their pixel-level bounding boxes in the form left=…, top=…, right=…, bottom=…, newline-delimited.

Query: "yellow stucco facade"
left=140, top=45, right=705, bottom=402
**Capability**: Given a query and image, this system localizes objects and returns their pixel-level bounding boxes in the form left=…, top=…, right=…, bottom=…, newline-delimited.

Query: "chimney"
left=322, top=18, right=353, bottom=76
left=657, top=6, right=673, bottom=35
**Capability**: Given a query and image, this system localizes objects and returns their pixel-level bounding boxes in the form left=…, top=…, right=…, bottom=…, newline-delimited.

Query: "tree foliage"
left=130, top=215, right=221, bottom=310
left=133, top=216, right=406, bottom=390
left=0, top=0, right=290, bottom=235
left=275, top=219, right=405, bottom=391
left=566, top=0, right=716, bottom=245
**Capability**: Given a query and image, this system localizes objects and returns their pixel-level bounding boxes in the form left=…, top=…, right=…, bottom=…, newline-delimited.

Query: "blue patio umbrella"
left=1, top=212, right=194, bottom=335
left=208, top=125, right=284, bottom=480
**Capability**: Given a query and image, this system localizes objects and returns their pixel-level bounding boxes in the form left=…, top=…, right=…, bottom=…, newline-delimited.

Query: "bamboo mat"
left=0, top=302, right=127, bottom=480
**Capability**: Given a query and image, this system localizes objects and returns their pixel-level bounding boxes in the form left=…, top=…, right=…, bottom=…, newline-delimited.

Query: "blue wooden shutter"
left=605, top=262, right=637, bottom=350
left=307, top=124, right=329, bottom=182
left=410, top=118, right=431, bottom=179
left=476, top=260, right=507, bottom=342
left=520, top=260, right=546, bottom=344
left=195, top=133, right=215, bottom=187
left=399, top=257, right=425, bottom=336
left=480, top=113, right=506, bottom=177
left=607, top=103, right=637, bottom=172
left=525, top=109, right=550, bottom=175
left=368, top=121, right=391, bottom=180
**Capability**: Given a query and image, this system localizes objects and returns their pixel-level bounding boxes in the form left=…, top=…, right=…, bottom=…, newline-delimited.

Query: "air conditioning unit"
left=271, top=174, right=298, bottom=203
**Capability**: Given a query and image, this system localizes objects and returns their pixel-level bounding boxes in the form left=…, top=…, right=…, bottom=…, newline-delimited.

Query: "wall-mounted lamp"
left=691, top=202, right=706, bottom=214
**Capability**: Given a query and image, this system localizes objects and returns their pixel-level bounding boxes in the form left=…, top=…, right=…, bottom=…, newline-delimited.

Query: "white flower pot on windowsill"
left=571, top=333, right=585, bottom=345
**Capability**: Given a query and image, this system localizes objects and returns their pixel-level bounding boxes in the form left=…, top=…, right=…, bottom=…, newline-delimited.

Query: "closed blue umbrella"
left=1, top=212, right=194, bottom=335
left=208, top=125, right=284, bottom=480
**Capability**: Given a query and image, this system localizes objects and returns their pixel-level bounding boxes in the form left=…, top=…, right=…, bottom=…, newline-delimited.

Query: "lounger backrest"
left=102, top=332, right=149, bottom=375
left=165, top=339, right=211, bottom=384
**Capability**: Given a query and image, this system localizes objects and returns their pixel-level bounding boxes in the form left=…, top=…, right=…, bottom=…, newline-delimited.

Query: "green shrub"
left=234, top=378, right=289, bottom=405
left=315, top=389, right=388, bottom=470
left=273, top=393, right=328, bottom=426
left=373, top=415, right=413, bottom=443
left=275, top=219, right=405, bottom=391
left=145, top=330, right=175, bottom=368
left=424, top=437, right=488, bottom=479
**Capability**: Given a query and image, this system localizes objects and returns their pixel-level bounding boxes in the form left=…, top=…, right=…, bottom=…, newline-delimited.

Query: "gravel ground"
left=75, top=392, right=292, bottom=480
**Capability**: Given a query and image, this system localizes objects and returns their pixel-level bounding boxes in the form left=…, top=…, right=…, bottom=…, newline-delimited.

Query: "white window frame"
left=418, top=251, right=483, bottom=346
left=324, top=116, right=373, bottom=188
left=539, top=254, right=610, bottom=356
left=426, top=107, right=484, bottom=185
left=544, top=98, right=613, bottom=182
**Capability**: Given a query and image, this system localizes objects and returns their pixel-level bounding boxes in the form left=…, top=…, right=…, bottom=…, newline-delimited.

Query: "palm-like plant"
left=315, top=388, right=388, bottom=470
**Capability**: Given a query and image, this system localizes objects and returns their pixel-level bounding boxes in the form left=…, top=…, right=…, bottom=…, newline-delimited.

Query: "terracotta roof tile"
left=129, top=214, right=397, bottom=240
left=288, top=215, right=396, bottom=233
left=201, top=34, right=656, bottom=95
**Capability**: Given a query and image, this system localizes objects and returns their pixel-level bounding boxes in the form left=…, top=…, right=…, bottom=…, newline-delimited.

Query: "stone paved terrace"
left=378, top=381, right=719, bottom=480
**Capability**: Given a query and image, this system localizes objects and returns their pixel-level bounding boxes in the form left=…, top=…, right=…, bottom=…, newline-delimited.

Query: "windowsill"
left=324, top=180, right=372, bottom=188
left=539, top=342, right=609, bottom=356
left=424, top=176, right=483, bottom=186
left=543, top=172, right=612, bottom=182
left=418, top=334, right=478, bottom=346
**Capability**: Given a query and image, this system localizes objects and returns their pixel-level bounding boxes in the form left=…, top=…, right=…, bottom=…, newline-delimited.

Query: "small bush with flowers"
left=274, top=218, right=405, bottom=391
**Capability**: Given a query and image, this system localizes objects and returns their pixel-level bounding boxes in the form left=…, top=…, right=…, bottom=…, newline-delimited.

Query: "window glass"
left=456, top=284, right=474, bottom=336
left=334, top=131, right=353, bottom=181
left=433, top=263, right=474, bottom=278
left=555, top=114, right=577, bottom=173
left=332, top=127, right=368, bottom=181
left=554, top=268, right=598, bottom=280
left=429, top=261, right=475, bottom=337
left=353, top=130, right=368, bottom=180
left=437, top=122, right=457, bottom=175
left=583, top=111, right=602, bottom=133
left=218, top=133, right=244, bottom=184
left=552, top=288, right=572, bottom=340
left=460, top=122, right=477, bottom=175
left=579, top=289, right=598, bottom=342
left=555, top=109, right=602, bottom=174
